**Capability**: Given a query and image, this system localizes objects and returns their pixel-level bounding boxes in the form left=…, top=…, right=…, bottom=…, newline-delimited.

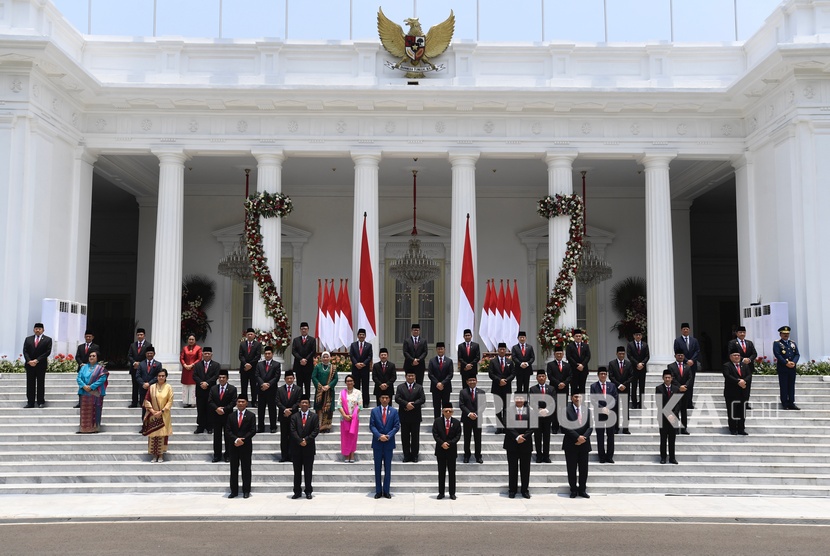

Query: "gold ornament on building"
left=378, top=7, right=455, bottom=79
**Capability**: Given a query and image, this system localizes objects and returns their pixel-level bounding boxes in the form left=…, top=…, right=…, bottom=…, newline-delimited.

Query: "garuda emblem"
left=378, top=7, right=455, bottom=79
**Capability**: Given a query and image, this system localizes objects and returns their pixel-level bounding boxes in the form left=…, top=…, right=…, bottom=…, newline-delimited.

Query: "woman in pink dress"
left=179, top=334, right=202, bottom=408
left=336, top=374, right=362, bottom=463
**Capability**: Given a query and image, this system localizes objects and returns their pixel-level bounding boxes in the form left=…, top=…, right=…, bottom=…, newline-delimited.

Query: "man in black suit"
left=668, top=348, right=693, bottom=434
left=504, top=394, right=534, bottom=498
left=562, top=393, right=592, bottom=498
left=566, top=329, right=591, bottom=395
left=546, top=345, right=571, bottom=434
left=349, top=328, right=373, bottom=407
left=427, top=342, right=454, bottom=419
left=529, top=370, right=554, bottom=463
left=291, top=322, right=316, bottom=398
left=136, top=346, right=161, bottom=422
left=192, top=346, right=220, bottom=434
left=73, top=330, right=100, bottom=408
left=22, top=322, right=52, bottom=408
left=723, top=347, right=751, bottom=436
left=238, top=327, right=262, bottom=407
left=372, top=348, right=396, bottom=406
left=458, top=375, right=485, bottom=463
left=608, top=346, right=633, bottom=434
left=488, top=342, right=515, bottom=433
left=589, top=368, right=619, bottom=464
left=673, top=322, right=700, bottom=408
left=209, top=370, right=237, bottom=463
left=127, top=328, right=149, bottom=408
left=433, top=404, right=462, bottom=499
left=290, top=396, right=320, bottom=499
left=727, top=325, right=757, bottom=409
left=655, top=369, right=681, bottom=464
left=457, top=329, right=481, bottom=382
left=226, top=396, right=257, bottom=498
left=402, top=323, right=428, bottom=385
left=511, top=331, right=535, bottom=394
left=395, top=370, right=426, bottom=462
left=276, top=371, right=302, bottom=462
left=626, top=330, right=650, bottom=409
left=256, top=346, right=281, bottom=433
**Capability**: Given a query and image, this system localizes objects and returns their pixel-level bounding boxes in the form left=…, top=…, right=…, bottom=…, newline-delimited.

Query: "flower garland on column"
left=244, top=191, right=293, bottom=353
left=537, top=194, right=585, bottom=354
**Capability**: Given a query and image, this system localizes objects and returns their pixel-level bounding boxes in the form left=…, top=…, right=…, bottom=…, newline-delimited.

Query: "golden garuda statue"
left=378, top=7, right=455, bottom=79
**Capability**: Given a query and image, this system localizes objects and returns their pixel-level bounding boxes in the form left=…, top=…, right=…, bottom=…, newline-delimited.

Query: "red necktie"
left=466, top=343, right=470, bottom=356
left=471, top=388, right=475, bottom=401
left=266, top=361, right=270, bottom=371
left=680, top=364, right=684, bottom=378
left=382, top=407, right=387, bottom=424
left=302, top=413, right=307, bottom=426
left=439, top=356, right=443, bottom=367
left=577, top=344, right=581, bottom=356
left=620, top=361, right=624, bottom=373
left=220, top=386, right=225, bottom=400
left=302, top=337, right=306, bottom=344
left=445, top=419, right=450, bottom=435
left=521, top=345, right=526, bottom=356
left=408, top=383, right=412, bottom=393
left=238, top=412, right=243, bottom=427
left=740, top=340, right=746, bottom=353
left=602, top=382, right=606, bottom=395
left=736, top=364, right=742, bottom=378
left=541, top=385, right=545, bottom=395
left=85, top=344, right=89, bottom=354
left=34, top=337, right=39, bottom=348
left=500, top=358, right=505, bottom=372
left=288, top=385, right=292, bottom=395
left=359, top=343, right=363, bottom=355
left=637, top=343, right=641, bottom=353
left=667, top=386, right=672, bottom=398
left=558, top=361, right=562, bottom=372
left=382, top=362, right=386, bottom=371
left=247, top=342, right=251, bottom=354
left=577, top=407, right=582, bottom=425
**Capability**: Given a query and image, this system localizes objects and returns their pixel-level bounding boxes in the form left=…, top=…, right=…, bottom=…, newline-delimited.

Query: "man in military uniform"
left=772, top=325, right=800, bottom=410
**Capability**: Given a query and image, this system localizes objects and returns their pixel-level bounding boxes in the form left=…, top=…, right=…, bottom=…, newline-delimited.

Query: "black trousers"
left=535, top=416, right=553, bottom=459
left=195, top=390, right=211, bottom=430
left=507, top=448, right=531, bottom=494
left=596, top=425, right=615, bottom=461
left=726, top=396, right=746, bottom=433
left=278, top=417, right=291, bottom=459
left=240, top=370, right=257, bottom=405
left=571, top=372, right=588, bottom=395
left=213, top=415, right=229, bottom=458
left=400, top=421, right=420, bottom=459
left=678, top=394, right=689, bottom=430
left=229, top=445, right=252, bottom=495
left=515, top=371, right=531, bottom=394
left=296, top=369, right=312, bottom=399
left=414, top=368, right=426, bottom=386
left=26, top=367, right=46, bottom=405
left=493, top=391, right=509, bottom=430
left=564, top=448, right=589, bottom=493
left=129, top=368, right=141, bottom=405
left=659, top=426, right=676, bottom=459
left=463, top=420, right=482, bottom=458
left=357, top=367, right=371, bottom=407
left=630, top=371, right=647, bottom=407
left=292, top=452, right=314, bottom=495
left=258, top=390, right=277, bottom=431
left=431, top=389, right=451, bottom=419
left=437, top=452, right=456, bottom=496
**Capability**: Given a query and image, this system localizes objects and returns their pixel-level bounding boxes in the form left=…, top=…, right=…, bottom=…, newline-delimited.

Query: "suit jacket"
left=529, top=383, right=555, bottom=414
left=668, top=361, right=695, bottom=389
left=136, top=359, right=161, bottom=389
left=503, top=407, right=535, bottom=452
left=74, top=342, right=100, bottom=368
left=772, top=337, right=800, bottom=370
left=23, top=334, right=52, bottom=372
left=127, top=340, right=149, bottom=370
left=510, top=343, right=536, bottom=375
left=432, top=416, right=462, bottom=457
left=192, top=360, right=220, bottom=395
left=727, top=339, right=758, bottom=370
left=589, top=380, right=619, bottom=427
left=608, top=358, right=633, bottom=392
left=561, top=403, right=593, bottom=452
left=722, top=361, right=752, bottom=400
left=546, top=359, right=572, bottom=393
left=208, top=383, right=238, bottom=416
left=673, top=335, right=701, bottom=369
left=276, top=384, right=302, bottom=420
left=291, top=335, right=316, bottom=374
left=290, top=411, right=320, bottom=456
left=457, top=341, right=481, bottom=374
left=458, top=387, right=486, bottom=424
left=348, top=340, right=373, bottom=370
left=402, top=336, right=428, bottom=373
left=370, top=405, right=401, bottom=449
left=427, top=355, right=454, bottom=393
left=488, top=356, right=515, bottom=394
left=655, top=383, right=681, bottom=429
left=626, top=340, right=650, bottom=371
left=238, top=340, right=262, bottom=371
left=566, top=341, right=591, bottom=371
left=225, top=409, right=257, bottom=451
left=372, top=360, right=397, bottom=398
left=256, top=359, right=281, bottom=392
left=395, top=381, right=426, bottom=423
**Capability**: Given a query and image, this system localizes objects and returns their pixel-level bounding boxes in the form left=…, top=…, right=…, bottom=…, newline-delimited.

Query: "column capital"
left=543, top=151, right=579, bottom=168
left=251, top=148, right=285, bottom=166
left=151, top=148, right=189, bottom=165
left=350, top=150, right=382, bottom=166
left=448, top=151, right=480, bottom=167
left=638, top=152, right=677, bottom=169
left=731, top=152, right=753, bottom=170
left=74, top=147, right=99, bottom=165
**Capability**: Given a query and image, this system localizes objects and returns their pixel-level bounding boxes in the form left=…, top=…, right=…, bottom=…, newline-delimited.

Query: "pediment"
left=380, top=219, right=449, bottom=239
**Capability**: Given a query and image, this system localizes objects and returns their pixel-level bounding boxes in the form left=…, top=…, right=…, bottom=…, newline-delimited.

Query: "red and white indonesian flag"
left=322, top=279, right=337, bottom=350
left=511, top=280, right=522, bottom=339
left=316, top=279, right=324, bottom=343
left=333, top=280, right=343, bottom=350
left=338, top=279, right=354, bottom=350
left=455, top=216, right=475, bottom=345
left=479, top=280, right=492, bottom=351
left=496, top=280, right=507, bottom=346
left=357, top=215, right=377, bottom=342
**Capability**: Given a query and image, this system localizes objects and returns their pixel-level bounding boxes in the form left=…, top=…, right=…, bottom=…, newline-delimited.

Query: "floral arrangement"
left=538, top=327, right=589, bottom=355
left=479, top=355, right=492, bottom=375
left=754, top=356, right=830, bottom=376
left=181, top=275, right=216, bottom=343
left=245, top=191, right=294, bottom=353
left=0, top=354, right=25, bottom=373
left=2, top=353, right=106, bottom=373
left=610, top=277, right=647, bottom=340
left=536, top=194, right=585, bottom=354
left=330, top=353, right=353, bottom=375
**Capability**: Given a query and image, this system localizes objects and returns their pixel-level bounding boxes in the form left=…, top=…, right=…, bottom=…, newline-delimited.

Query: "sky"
left=50, top=0, right=783, bottom=44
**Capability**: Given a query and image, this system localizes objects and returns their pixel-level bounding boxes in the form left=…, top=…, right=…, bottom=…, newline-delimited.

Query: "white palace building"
left=1, top=0, right=829, bottom=371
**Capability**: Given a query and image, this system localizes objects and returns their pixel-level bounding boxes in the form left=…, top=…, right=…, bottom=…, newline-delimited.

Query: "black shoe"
left=24, top=404, right=34, bottom=409
left=243, top=493, right=250, bottom=499
left=687, top=404, right=695, bottom=409
left=579, top=492, right=590, bottom=498
left=224, top=456, right=230, bottom=463
left=522, top=492, right=531, bottom=499
left=463, top=457, right=470, bottom=463
left=738, top=431, right=748, bottom=436
left=207, top=429, right=213, bottom=434
left=660, top=458, right=667, bottom=464
left=37, top=404, right=45, bottom=408
left=544, top=458, right=552, bottom=463
left=680, top=430, right=690, bottom=435
left=790, top=404, right=801, bottom=410
left=412, top=457, right=418, bottom=463
left=570, top=492, right=577, bottom=498
left=228, top=493, right=238, bottom=499
left=402, top=457, right=411, bottom=463
left=476, top=457, right=484, bottom=464
left=307, top=493, right=313, bottom=499
left=128, top=404, right=138, bottom=408
left=257, top=428, right=265, bottom=433
left=606, top=458, right=615, bottom=464
left=73, top=404, right=80, bottom=409
left=375, top=493, right=382, bottom=499
left=450, top=495, right=457, bottom=500
left=508, top=492, right=516, bottom=499
left=270, top=428, right=277, bottom=433
left=383, top=493, right=391, bottom=499
left=437, top=494, right=445, bottom=500
left=194, top=428, right=205, bottom=434
left=279, top=458, right=288, bottom=463
left=622, top=429, right=631, bottom=434
left=535, top=456, right=541, bottom=463
left=669, top=458, right=679, bottom=464
left=599, top=458, right=606, bottom=464
left=730, top=431, right=738, bottom=435
left=746, top=404, right=752, bottom=410
left=292, top=494, right=302, bottom=499
left=212, top=457, right=221, bottom=463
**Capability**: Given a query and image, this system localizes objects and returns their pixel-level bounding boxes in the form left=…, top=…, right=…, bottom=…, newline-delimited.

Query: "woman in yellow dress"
left=144, top=368, right=174, bottom=462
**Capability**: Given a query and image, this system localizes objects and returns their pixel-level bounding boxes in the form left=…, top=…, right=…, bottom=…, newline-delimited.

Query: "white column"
left=251, top=149, right=285, bottom=351
left=67, top=148, right=97, bottom=304
left=351, top=151, right=381, bottom=351
left=733, top=154, right=758, bottom=310
left=449, top=151, right=479, bottom=346
left=525, top=243, right=539, bottom=354
left=544, top=151, right=579, bottom=328
left=150, top=149, right=188, bottom=371
left=641, top=153, right=677, bottom=367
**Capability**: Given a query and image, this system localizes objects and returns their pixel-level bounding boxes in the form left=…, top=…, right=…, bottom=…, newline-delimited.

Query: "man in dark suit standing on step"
left=372, top=348, right=396, bottom=407
left=427, top=342, right=454, bottom=418
left=529, top=370, right=554, bottom=463
left=589, top=367, right=618, bottom=463
left=349, top=328, right=373, bottom=407
left=504, top=394, right=535, bottom=499
left=402, top=323, right=428, bottom=386
left=209, top=370, right=237, bottom=462
left=395, top=370, right=426, bottom=462
left=722, top=347, right=751, bottom=436
left=655, top=369, right=680, bottom=464
left=626, top=330, right=649, bottom=409
left=566, top=329, right=591, bottom=395
left=668, top=348, right=693, bottom=434
left=489, top=342, right=515, bottom=433
left=192, top=346, right=219, bottom=434
left=127, top=328, right=148, bottom=408
left=370, top=393, right=400, bottom=499
left=291, top=322, right=316, bottom=399
left=608, top=346, right=632, bottom=434
left=546, top=345, right=571, bottom=434
left=136, top=346, right=161, bottom=422
left=73, top=330, right=100, bottom=408
left=511, top=331, right=535, bottom=394
left=238, top=328, right=261, bottom=407
left=562, top=393, right=592, bottom=498
left=290, top=396, right=319, bottom=499
left=457, top=329, right=481, bottom=382
left=727, top=326, right=757, bottom=409
left=22, top=322, right=52, bottom=408
left=256, top=346, right=280, bottom=433
left=433, top=403, right=461, bottom=499
left=458, top=375, right=485, bottom=463
left=276, top=371, right=301, bottom=462
left=673, top=323, right=700, bottom=408
left=226, top=396, right=256, bottom=498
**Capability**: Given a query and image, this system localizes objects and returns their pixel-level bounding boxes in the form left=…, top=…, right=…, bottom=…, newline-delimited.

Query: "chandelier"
left=389, top=167, right=441, bottom=291
left=576, top=170, right=612, bottom=288
left=217, top=168, right=254, bottom=283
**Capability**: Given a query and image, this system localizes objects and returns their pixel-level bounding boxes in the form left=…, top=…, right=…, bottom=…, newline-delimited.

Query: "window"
left=394, top=279, right=436, bottom=344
